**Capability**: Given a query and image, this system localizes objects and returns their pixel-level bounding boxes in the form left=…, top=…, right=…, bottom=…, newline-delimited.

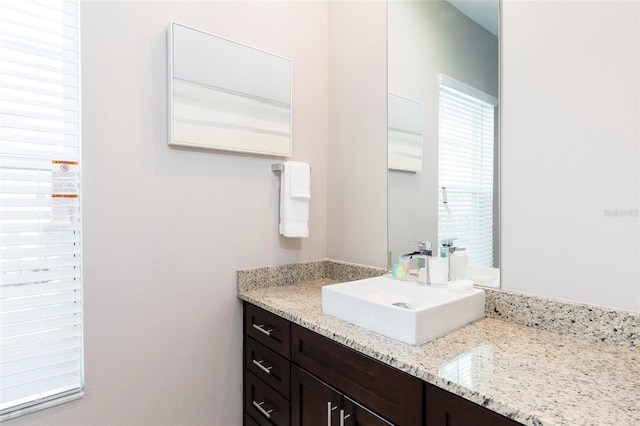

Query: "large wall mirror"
left=388, top=0, right=500, bottom=286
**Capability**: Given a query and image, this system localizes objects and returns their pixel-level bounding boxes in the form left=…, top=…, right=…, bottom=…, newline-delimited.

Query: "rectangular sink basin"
left=322, top=275, right=485, bottom=345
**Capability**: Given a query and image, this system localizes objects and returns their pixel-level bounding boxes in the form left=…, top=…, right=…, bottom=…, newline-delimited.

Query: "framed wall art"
left=168, top=22, right=292, bottom=156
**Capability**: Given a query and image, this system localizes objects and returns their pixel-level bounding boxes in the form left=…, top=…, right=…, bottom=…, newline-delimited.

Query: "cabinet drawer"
left=245, top=303, right=291, bottom=358
left=292, top=324, right=424, bottom=426
left=246, top=336, right=291, bottom=399
left=245, top=371, right=290, bottom=426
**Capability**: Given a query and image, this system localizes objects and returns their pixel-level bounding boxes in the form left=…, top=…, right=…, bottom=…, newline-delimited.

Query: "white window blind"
left=438, top=75, right=495, bottom=267
left=0, top=0, right=83, bottom=419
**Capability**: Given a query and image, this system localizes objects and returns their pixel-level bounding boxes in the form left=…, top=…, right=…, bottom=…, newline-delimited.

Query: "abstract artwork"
left=388, top=93, right=423, bottom=172
left=168, top=22, right=292, bottom=156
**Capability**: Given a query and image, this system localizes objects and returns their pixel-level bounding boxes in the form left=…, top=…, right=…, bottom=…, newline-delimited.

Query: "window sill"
left=0, top=391, right=84, bottom=422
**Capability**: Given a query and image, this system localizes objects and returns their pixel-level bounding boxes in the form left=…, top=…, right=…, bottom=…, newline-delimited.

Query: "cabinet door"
left=292, top=324, right=423, bottom=425
left=292, top=365, right=342, bottom=426
left=426, top=383, right=519, bottom=426
left=342, top=396, right=393, bottom=426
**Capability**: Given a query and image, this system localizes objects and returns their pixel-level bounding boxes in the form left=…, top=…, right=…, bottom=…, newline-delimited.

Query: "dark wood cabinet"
left=291, top=324, right=423, bottom=425
left=291, top=365, right=342, bottom=426
left=243, top=304, right=292, bottom=425
left=245, top=302, right=291, bottom=359
left=246, top=337, right=291, bottom=399
left=245, top=370, right=290, bottom=426
left=343, top=396, right=394, bottom=426
left=243, top=303, right=412, bottom=425
left=291, top=365, right=393, bottom=426
left=243, top=301, right=522, bottom=426
left=245, top=414, right=261, bottom=426
left=425, top=383, right=520, bottom=426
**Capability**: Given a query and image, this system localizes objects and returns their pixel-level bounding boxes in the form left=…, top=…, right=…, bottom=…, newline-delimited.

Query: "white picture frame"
left=388, top=93, right=424, bottom=172
left=168, top=22, right=292, bottom=156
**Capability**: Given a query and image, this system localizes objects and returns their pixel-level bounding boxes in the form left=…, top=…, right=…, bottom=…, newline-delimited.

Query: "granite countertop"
left=238, top=267, right=640, bottom=426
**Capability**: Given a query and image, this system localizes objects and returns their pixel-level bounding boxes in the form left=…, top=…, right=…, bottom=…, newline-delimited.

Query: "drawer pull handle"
left=253, top=400, right=274, bottom=419
left=252, top=359, right=273, bottom=375
left=252, top=323, right=275, bottom=336
left=339, top=409, right=351, bottom=426
left=327, top=402, right=338, bottom=426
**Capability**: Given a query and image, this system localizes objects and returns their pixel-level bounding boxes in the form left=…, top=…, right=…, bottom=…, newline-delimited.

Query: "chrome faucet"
left=440, top=239, right=466, bottom=279
left=401, top=241, right=432, bottom=286
left=440, top=238, right=466, bottom=256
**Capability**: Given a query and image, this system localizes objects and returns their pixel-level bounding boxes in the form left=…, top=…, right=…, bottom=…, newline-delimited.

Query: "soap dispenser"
left=440, top=239, right=455, bottom=258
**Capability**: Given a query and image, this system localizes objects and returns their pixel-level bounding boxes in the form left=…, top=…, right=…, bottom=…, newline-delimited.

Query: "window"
left=0, top=0, right=83, bottom=419
left=438, top=75, right=496, bottom=267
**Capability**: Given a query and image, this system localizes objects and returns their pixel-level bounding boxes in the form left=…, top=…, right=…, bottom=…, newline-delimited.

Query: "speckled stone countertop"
left=237, top=261, right=640, bottom=426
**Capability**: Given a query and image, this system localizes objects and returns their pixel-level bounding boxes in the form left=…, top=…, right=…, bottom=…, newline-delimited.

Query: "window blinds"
left=438, top=76, right=495, bottom=268
left=0, top=0, right=83, bottom=418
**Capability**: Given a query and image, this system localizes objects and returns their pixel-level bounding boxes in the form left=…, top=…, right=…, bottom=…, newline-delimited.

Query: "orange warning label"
left=52, top=160, right=79, bottom=165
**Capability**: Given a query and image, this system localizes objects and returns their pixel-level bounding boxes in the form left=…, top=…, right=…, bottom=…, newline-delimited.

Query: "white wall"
left=327, top=1, right=388, bottom=267
left=6, top=1, right=328, bottom=425
left=501, top=0, right=640, bottom=311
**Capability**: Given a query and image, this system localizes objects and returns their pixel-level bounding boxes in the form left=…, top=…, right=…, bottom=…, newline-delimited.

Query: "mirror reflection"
left=388, top=0, right=500, bottom=286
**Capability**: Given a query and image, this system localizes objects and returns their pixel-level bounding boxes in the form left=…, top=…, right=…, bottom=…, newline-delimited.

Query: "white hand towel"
left=279, top=162, right=310, bottom=238
left=288, top=161, right=311, bottom=199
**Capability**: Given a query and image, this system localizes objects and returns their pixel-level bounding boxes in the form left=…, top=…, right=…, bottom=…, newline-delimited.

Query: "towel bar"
left=272, top=162, right=310, bottom=173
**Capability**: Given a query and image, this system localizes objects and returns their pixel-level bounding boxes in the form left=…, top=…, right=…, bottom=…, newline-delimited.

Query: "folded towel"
left=279, top=161, right=310, bottom=238
left=287, top=161, right=311, bottom=199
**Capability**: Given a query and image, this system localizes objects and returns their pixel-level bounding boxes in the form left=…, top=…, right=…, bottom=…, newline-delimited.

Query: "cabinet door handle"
left=252, top=359, right=273, bottom=375
left=252, top=400, right=274, bottom=419
left=339, top=409, right=351, bottom=426
left=327, top=402, right=338, bottom=426
left=252, top=323, right=275, bottom=336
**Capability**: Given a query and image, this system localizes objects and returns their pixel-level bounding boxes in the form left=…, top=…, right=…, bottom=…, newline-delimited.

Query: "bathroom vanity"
left=243, top=302, right=519, bottom=425
left=237, top=261, right=640, bottom=426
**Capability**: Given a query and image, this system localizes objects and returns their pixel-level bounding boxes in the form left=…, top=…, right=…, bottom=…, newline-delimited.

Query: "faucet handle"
left=417, top=240, right=432, bottom=252
left=411, top=240, right=432, bottom=255
left=440, top=238, right=457, bottom=247
left=440, top=238, right=465, bottom=255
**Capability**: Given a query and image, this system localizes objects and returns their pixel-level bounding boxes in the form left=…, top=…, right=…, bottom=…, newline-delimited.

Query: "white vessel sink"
left=322, top=275, right=485, bottom=345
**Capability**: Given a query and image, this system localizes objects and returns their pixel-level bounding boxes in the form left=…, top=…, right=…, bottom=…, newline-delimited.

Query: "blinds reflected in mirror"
left=438, top=75, right=496, bottom=268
